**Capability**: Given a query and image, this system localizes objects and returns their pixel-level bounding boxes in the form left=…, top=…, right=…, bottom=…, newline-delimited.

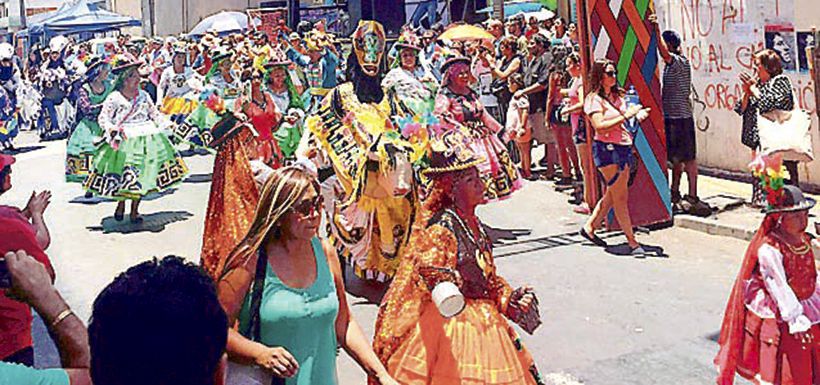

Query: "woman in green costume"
left=83, top=55, right=188, bottom=223
left=65, top=56, right=113, bottom=184
left=183, top=48, right=242, bottom=148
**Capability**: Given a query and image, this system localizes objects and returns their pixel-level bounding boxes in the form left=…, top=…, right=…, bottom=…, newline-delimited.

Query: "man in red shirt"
left=0, top=216, right=54, bottom=366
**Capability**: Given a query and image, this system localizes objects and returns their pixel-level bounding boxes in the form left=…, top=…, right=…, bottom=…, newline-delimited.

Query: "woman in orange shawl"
left=372, top=130, right=543, bottom=385
left=200, top=113, right=274, bottom=278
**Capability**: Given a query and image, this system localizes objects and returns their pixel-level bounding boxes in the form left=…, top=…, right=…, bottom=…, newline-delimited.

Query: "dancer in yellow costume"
left=305, top=21, right=419, bottom=282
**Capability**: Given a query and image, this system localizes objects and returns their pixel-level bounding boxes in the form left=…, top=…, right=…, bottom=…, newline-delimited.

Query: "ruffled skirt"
left=737, top=277, right=820, bottom=385
left=470, top=132, right=522, bottom=202
left=736, top=312, right=820, bottom=385
left=83, top=126, right=188, bottom=200
left=66, top=118, right=102, bottom=182
left=160, top=96, right=198, bottom=117
left=386, top=300, right=542, bottom=385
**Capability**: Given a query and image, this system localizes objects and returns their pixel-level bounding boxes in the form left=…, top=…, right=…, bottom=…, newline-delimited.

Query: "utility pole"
left=18, top=0, right=27, bottom=30
left=493, top=0, right=503, bottom=20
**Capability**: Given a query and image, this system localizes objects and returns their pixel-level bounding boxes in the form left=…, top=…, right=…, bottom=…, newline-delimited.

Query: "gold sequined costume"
left=200, top=123, right=261, bottom=278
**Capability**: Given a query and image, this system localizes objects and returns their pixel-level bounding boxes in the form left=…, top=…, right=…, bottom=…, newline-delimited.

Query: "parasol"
left=438, top=24, right=495, bottom=43
left=189, top=11, right=256, bottom=37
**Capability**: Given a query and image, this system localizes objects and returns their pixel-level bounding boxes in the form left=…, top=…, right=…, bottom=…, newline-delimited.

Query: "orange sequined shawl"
left=371, top=209, right=513, bottom=374
left=200, top=127, right=261, bottom=279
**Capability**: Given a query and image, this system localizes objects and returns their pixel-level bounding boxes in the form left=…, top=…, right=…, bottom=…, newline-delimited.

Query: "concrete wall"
left=655, top=0, right=819, bottom=185
left=108, top=0, right=144, bottom=36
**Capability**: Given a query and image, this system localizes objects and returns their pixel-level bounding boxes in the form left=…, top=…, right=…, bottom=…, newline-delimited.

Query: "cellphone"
left=0, top=258, right=9, bottom=289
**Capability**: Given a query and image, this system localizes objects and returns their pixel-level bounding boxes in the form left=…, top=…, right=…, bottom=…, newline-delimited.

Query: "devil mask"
left=352, top=21, right=386, bottom=77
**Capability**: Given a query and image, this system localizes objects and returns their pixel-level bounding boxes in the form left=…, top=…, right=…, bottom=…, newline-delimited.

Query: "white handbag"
left=758, top=106, right=814, bottom=163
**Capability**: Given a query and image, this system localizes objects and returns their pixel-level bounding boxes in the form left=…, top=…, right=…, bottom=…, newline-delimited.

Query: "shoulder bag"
left=226, top=248, right=285, bottom=385
left=758, top=100, right=814, bottom=162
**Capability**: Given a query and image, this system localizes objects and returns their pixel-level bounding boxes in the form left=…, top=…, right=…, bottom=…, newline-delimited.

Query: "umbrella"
left=509, top=9, right=555, bottom=21
left=189, top=11, right=251, bottom=37
left=438, top=24, right=494, bottom=42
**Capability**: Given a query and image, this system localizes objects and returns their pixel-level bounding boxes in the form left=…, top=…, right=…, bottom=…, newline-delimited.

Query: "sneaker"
left=630, top=245, right=647, bottom=257
left=555, top=177, right=574, bottom=186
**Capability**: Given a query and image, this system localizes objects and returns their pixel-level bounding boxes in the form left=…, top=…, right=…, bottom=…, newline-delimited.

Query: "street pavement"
left=6, top=132, right=755, bottom=384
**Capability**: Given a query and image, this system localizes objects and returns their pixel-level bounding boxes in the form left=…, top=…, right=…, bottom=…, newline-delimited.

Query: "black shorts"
left=665, top=117, right=696, bottom=163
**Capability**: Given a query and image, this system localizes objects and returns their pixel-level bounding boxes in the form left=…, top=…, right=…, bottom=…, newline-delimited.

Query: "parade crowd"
left=0, top=5, right=819, bottom=385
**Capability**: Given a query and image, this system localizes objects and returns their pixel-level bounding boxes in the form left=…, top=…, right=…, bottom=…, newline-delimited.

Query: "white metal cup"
left=432, top=281, right=465, bottom=318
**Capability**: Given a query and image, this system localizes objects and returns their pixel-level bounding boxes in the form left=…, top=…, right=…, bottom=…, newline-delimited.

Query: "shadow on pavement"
left=483, top=223, right=532, bottom=245
left=184, top=173, right=213, bottom=184
left=70, top=189, right=178, bottom=205
left=604, top=243, right=669, bottom=259
left=2, top=145, right=46, bottom=155
left=87, top=210, right=194, bottom=234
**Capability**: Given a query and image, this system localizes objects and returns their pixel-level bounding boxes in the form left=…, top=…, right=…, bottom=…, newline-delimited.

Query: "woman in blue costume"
left=65, top=56, right=113, bottom=183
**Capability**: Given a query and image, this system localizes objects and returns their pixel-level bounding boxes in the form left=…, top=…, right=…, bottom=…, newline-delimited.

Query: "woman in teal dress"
left=83, top=55, right=188, bottom=222
left=66, top=57, right=112, bottom=184
left=216, top=165, right=398, bottom=385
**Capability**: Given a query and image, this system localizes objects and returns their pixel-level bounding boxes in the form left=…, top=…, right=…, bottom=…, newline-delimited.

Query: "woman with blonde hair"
left=216, top=165, right=398, bottom=385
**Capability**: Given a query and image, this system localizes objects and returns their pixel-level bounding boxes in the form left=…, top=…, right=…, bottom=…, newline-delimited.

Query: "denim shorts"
left=592, top=141, right=633, bottom=170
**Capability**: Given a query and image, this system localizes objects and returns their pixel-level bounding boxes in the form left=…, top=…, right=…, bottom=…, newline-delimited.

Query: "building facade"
left=656, top=0, right=820, bottom=186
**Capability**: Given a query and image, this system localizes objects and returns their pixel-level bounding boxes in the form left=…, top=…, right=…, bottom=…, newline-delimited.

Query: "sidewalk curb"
left=673, top=215, right=756, bottom=241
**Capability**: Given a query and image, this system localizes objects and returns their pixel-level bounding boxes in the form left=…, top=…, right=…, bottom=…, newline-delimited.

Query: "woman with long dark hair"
left=579, top=58, right=651, bottom=255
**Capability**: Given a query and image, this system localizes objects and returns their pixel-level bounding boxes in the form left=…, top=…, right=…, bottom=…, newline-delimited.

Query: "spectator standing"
left=507, top=73, right=533, bottom=179
left=516, top=35, right=558, bottom=177
left=506, top=16, right=528, bottom=57
left=548, top=66, right=581, bottom=186
left=650, top=14, right=710, bottom=216
left=736, top=49, right=798, bottom=205
left=561, top=53, right=593, bottom=214
left=487, top=36, right=523, bottom=124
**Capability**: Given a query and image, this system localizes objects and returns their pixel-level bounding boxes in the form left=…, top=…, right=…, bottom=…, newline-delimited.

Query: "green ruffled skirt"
left=83, top=132, right=188, bottom=200
left=66, top=118, right=102, bottom=183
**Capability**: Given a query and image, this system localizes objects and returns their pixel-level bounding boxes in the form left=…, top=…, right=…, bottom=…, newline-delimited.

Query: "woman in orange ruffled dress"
left=372, top=130, right=544, bottom=385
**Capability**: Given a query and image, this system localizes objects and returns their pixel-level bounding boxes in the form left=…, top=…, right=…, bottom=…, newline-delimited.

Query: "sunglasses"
left=291, top=195, right=323, bottom=218
left=604, top=70, right=617, bottom=77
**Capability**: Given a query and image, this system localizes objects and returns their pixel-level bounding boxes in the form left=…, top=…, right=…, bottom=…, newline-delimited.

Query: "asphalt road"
left=6, top=132, right=751, bottom=384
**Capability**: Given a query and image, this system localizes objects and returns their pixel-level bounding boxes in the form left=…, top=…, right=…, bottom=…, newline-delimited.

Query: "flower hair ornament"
left=748, top=153, right=790, bottom=211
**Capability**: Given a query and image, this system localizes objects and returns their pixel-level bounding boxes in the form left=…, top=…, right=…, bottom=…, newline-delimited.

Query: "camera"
left=0, top=258, right=10, bottom=289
